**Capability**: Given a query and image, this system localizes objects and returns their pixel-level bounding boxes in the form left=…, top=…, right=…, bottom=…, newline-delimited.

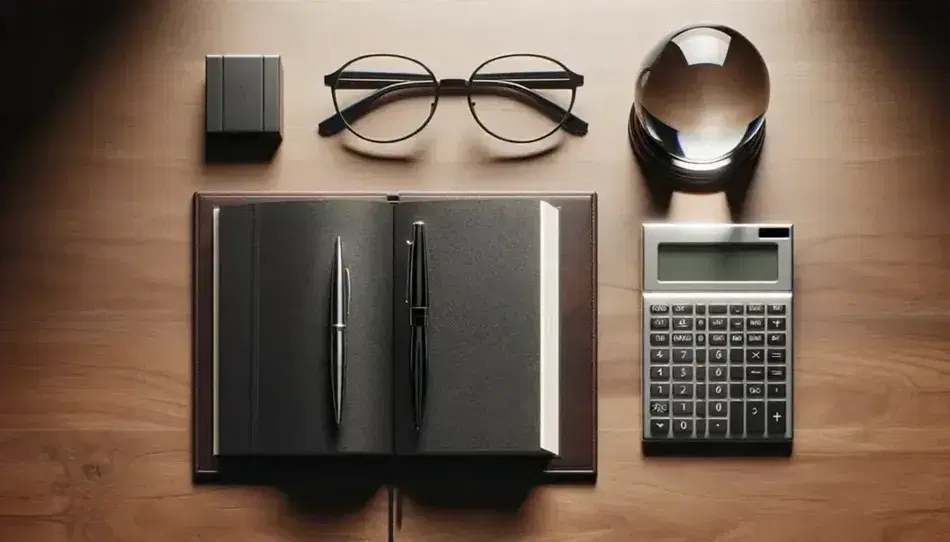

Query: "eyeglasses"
left=317, top=53, right=588, bottom=144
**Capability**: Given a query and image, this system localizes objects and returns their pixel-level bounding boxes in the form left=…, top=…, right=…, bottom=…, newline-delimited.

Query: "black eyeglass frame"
left=318, top=53, right=588, bottom=144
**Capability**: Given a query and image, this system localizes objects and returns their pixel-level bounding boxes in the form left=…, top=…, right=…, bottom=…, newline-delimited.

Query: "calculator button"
left=710, top=383, right=728, bottom=398
left=672, top=333, right=693, bottom=346
left=696, top=419, right=707, bottom=437
left=747, top=349, right=764, bottom=363
left=650, top=419, right=671, bottom=437
left=650, top=349, right=670, bottom=363
left=709, top=419, right=727, bottom=436
left=768, top=384, right=786, bottom=398
left=767, top=304, right=786, bottom=315
left=746, top=333, right=765, bottom=346
left=673, top=383, right=693, bottom=398
left=650, top=317, right=670, bottom=330
left=746, top=367, right=765, bottom=381
left=673, top=317, right=692, bottom=330
left=767, top=349, right=786, bottom=363
left=695, top=304, right=706, bottom=315
left=673, top=401, right=693, bottom=416
left=767, top=367, right=787, bottom=381
left=767, top=401, right=788, bottom=436
left=673, top=366, right=693, bottom=381
left=746, top=383, right=765, bottom=398
left=709, top=304, right=728, bottom=315
left=767, top=333, right=786, bottom=346
left=747, top=401, right=765, bottom=436
left=696, top=367, right=706, bottom=381
left=729, top=319, right=744, bottom=331
left=729, top=349, right=744, bottom=363
left=767, top=317, right=787, bottom=331
left=650, top=304, right=670, bottom=314
left=710, top=366, right=727, bottom=381
left=672, top=304, right=693, bottom=315
left=649, top=401, right=670, bottom=416
left=695, top=319, right=707, bottom=331
left=695, top=401, right=706, bottom=417
left=709, top=333, right=727, bottom=346
left=729, top=366, right=743, bottom=380
left=673, top=418, right=693, bottom=436
left=672, top=349, right=693, bottom=363
left=651, top=366, right=670, bottom=381
left=695, top=333, right=706, bottom=347
left=650, top=333, right=670, bottom=346
left=747, top=317, right=765, bottom=330
left=729, top=304, right=744, bottom=315
left=746, top=304, right=765, bottom=315
left=730, top=401, right=744, bottom=436
left=696, top=384, right=706, bottom=399
left=730, top=383, right=744, bottom=398
left=696, top=349, right=707, bottom=363
left=709, top=401, right=728, bottom=417
left=709, top=318, right=727, bottom=331
left=650, top=384, right=670, bottom=398
left=710, top=348, right=727, bottom=363
left=729, top=333, right=744, bottom=346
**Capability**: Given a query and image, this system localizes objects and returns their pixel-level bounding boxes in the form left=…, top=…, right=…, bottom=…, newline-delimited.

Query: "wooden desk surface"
left=2, top=0, right=950, bottom=540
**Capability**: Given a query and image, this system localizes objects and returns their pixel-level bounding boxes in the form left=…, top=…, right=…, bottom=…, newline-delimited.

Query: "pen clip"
left=405, top=238, right=415, bottom=305
left=344, top=267, right=351, bottom=318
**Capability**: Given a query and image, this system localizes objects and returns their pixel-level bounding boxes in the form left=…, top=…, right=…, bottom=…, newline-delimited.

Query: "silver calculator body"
left=641, top=223, right=794, bottom=446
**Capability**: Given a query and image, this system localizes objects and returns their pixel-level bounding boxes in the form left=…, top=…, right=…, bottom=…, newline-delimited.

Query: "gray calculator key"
left=746, top=383, right=765, bottom=398
left=747, top=318, right=765, bottom=330
left=710, top=348, right=727, bottom=363
left=650, top=419, right=671, bottom=437
left=673, top=317, right=692, bottom=330
left=709, top=401, right=728, bottom=417
left=650, top=333, right=670, bottom=346
left=673, top=383, right=693, bottom=398
left=649, top=401, right=670, bottom=416
left=673, top=418, right=694, bottom=436
left=673, top=401, right=693, bottom=416
left=747, top=333, right=765, bottom=346
left=709, top=419, right=727, bottom=436
left=709, top=333, right=728, bottom=346
left=672, top=349, right=693, bottom=363
left=767, top=304, right=786, bottom=315
left=768, top=384, right=786, bottom=398
left=747, top=349, right=765, bottom=363
left=709, top=383, right=728, bottom=398
left=746, top=304, right=765, bottom=315
left=709, top=304, right=728, bottom=315
left=729, top=333, right=744, bottom=346
left=672, top=333, right=693, bottom=346
left=673, top=366, right=693, bottom=381
left=767, top=366, right=787, bottom=381
left=672, top=304, right=693, bottom=315
left=729, top=349, right=744, bottom=363
left=710, top=366, right=727, bottom=381
left=650, top=349, right=670, bottom=363
left=695, top=319, right=707, bottom=331
left=767, top=349, right=786, bottom=363
left=650, top=304, right=670, bottom=314
left=767, top=333, right=786, bottom=346
left=746, top=366, right=765, bottom=381
left=695, top=333, right=706, bottom=347
left=768, top=317, right=787, bottom=331
left=729, top=319, right=744, bottom=331
left=747, top=401, right=765, bottom=435
left=650, top=384, right=670, bottom=398
left=650, top=317, right=670, bottom=330
left=651, top=366, right=670, bottom=380
left=709, top=318, right=727, bottom=330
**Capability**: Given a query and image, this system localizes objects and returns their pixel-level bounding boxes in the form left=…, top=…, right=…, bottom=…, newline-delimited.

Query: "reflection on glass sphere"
left=630, top=25, right=769, bottom=191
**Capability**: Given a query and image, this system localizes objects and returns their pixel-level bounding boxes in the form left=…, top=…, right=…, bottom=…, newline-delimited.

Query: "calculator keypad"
left=645, top=300, right=791, bottom=441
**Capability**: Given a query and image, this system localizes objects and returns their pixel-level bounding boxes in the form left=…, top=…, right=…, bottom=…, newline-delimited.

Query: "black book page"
left=217, top=200, right=393, bottom=456
left=392, top=199, right=552, bottom=456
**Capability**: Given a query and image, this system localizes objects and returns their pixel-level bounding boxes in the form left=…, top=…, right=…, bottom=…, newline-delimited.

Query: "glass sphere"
left=633, top=25, right=769, bottom=173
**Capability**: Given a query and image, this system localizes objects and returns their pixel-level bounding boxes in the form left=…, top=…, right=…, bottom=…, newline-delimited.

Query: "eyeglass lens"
left=332, top=55, right=437, bottom=143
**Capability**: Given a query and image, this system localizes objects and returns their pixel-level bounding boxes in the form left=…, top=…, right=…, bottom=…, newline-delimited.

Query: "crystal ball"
left=634, top=25, right=770, bottom=169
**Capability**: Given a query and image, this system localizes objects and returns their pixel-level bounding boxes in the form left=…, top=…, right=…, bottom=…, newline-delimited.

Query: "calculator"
left=641, top=223, right=793, bottom=455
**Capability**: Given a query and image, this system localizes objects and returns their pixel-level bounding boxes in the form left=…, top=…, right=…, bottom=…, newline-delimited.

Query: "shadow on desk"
left=214, top=456, right=387, bottom=519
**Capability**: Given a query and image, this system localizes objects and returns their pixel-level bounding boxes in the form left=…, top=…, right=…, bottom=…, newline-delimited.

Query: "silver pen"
left=330, top=236, right=350, bottom=429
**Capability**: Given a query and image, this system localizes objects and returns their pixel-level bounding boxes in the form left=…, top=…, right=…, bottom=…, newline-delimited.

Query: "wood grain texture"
left=2, top=0, right=950, bottom=540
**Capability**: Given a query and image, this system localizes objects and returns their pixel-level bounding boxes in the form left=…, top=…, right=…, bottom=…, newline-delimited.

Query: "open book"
left=211, top=197, right=561, bottom=458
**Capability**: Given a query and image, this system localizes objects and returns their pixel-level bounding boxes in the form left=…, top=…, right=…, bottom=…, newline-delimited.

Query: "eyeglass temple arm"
left=318, top=71, right=588, bottom=137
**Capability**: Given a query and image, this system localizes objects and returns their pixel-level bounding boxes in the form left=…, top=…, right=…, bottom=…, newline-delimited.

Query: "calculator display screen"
left=657, top=243, right=779, bottom=282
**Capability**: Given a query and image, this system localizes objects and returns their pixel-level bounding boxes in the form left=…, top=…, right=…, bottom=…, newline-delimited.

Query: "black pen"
left=407, top=221, right=429, bottom=433
left=330, top=236, right=350, bottom=429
